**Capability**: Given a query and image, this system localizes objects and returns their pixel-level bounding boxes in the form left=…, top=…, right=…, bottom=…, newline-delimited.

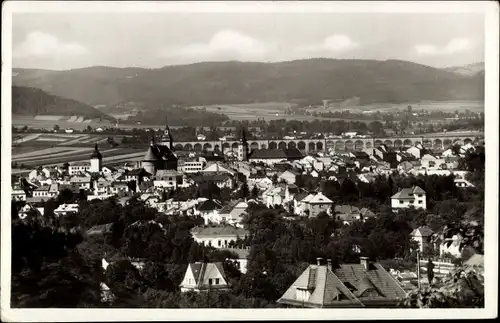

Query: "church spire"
left=165, top=116, right=174, bottom=151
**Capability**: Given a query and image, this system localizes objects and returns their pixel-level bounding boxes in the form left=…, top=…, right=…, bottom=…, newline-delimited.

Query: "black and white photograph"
left=1, top=1, right=498, bottom=321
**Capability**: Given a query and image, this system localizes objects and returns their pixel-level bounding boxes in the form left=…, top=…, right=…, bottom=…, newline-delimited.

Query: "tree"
left=240, top=182, right=250, bottom=200
left=400, top=264, right=484, bottom=308
left=250, top=185, right=260, bottom=199
left=54, top=124, right=60, bottom=132
left=11, top=215, right=101, bottom=307
left=87, top=125, right=93, bottom=132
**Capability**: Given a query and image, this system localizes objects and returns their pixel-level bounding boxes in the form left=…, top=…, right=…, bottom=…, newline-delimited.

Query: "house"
left=277, top=257, right=406, bottom=308
left=68, top=162, right=91, bottom=175
left=454, top=178, right=475, bottom=188
left=192, top=173, right=234, bottom=189
left=304, top=192, right=334, bottom=217
left=391, top=186, right=427, bottom=210
left=11, top=182, right=27, bottom=201
left=218, top=200, right=249, bottom=226
left=410, top=226, right=434, bottom=252
left=154, top=170, right=182, bottom=189
left=202, top=163, right=234, bottom=175
left=178, top=159, right=205, bottom=173
left=248, top=148, right=304, bottom=166
left=196, top=199, right=223, bottom=225
left=109, top=181, right=130, bottom=194
left=221, top=248, right=250, bottom=274
left=190, top=225, right=249, bottom=248
left=334, top=205, right=375, bottom=225
left=406, top=146, right=427, bottom=160
left=179, top=262, right=230, bottom=293
left=439, top=234, right=463, bottom=258
left=278, top=170, right=300, bottom=185
left=101, top=166, right=117, bottom=175
left=70, top=175, right=92, bottom=190
left=33, top=185, right=53, bottom=198
left=294, top=192, right=333, bottom=217
left=421, top=154, right=446, bottom=170
left=53, top=203, right=79, bottom=216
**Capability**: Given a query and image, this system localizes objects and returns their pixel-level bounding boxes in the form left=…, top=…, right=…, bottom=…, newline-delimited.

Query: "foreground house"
left=278, top=257, right=407, bottom=308
left=179, top=262, right=231, bottom=293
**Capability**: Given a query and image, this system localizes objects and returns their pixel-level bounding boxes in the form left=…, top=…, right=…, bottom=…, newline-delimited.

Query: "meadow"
left=11, top=133, right=145, bottom=169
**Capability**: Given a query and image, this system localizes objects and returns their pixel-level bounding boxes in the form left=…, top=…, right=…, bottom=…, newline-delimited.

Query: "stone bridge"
left=172, top=133, right=483, bottom=154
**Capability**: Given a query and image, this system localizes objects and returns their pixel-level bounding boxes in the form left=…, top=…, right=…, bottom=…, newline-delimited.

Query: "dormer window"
left=295, top=288, right=311, bottom=301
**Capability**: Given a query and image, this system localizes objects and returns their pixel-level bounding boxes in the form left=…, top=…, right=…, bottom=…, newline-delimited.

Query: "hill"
left=12, top=59, right=484, bottom=111
left=12, top=86, right=115, bottom=121
left=442, top=62, right=485, bottom=76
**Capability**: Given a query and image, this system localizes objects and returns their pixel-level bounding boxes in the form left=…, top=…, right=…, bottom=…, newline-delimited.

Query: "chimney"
left=316, top=257, right=323, bottom=266
left=327, top=258, right=332, bottom=271
left=360, top=256, right=369, bottom=270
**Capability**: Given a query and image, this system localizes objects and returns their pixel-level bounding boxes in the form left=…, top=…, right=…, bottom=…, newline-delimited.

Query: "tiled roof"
left=308, top=193, right=333, bottom=204
left=220, top=248, right=250, bottom=259
left=197, top=199, right=223, bottom=211
left=127, top=168, right=152, bottom=176
left=191, top=225, right=249, bottom=238
left=278, top=265, right=364, bottom=308
left=143, top=143, right=177, bottom=162
left=249, top=148, right=304, bottom=160
left=411, top=226, right=434, bottom=237
left=334, top=205, right=360, bottom=214
left=186, top=262, right=228, bottom=288
left=391, top=186, right=425, bottom=199
left=334, top=263, right=406, bottom=303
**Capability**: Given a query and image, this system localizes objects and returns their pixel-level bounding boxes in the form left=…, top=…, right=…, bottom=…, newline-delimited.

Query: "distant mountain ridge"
left=12, top=86, right=115, bottom=121
left=442, top=62, right=485, bottom=76
left=12, top=59, right=484, bottom=111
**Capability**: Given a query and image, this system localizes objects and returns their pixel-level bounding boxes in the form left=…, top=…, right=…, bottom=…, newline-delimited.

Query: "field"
left=11, top=133, right=145, bottom=169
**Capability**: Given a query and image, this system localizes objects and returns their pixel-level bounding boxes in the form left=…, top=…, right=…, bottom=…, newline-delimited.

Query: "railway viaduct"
left=172, top=132, right=484, bottom=154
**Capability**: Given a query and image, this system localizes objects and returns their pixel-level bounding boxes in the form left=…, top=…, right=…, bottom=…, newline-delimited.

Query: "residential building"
left=70, top=176, right=92, bottom=190
left=54, top=203, right=79, bottom=216
left=178, top=159, right=205, bottom=173
left=190, top=225, right=249, bottom=248
left=421, top=154, right=446, bottom=170
left=297, top=192, right=333, bottom=217
left=391, top=186, right=427, bottom=210
left=68, top=162, right=91, bottom=175
left=248, top=148, right=304, bottom=166
left=220, top=248, right=250, bottom=274
left=277, top=257, right=406, bottom=308
left=12, top=182, right=27, bottom=201
left=196, top=199, right=223, bottom=224
left=410, top=226, right=434, bottom=252
left=154, top=170, right=182, bottom=189
left=454, top=178, right=475, bottom=188
left=179, top=262, right=230, bottom=293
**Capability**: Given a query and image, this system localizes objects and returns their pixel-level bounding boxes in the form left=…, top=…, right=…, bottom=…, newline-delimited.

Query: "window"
left=418, top=194, right=423, bottom=197
left=218, top=240, right=221, bottom=247
left=418, top=200, right=423, bottom=204
left=410, top=200, right=414, bottom=204
left=209, top=279, right=213, bottom=285
left=399, top=200, right=404, bottom=204
left=215, top=278, right=220, bottom=285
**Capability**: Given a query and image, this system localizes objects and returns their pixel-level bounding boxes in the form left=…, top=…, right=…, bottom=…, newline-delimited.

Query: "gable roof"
left=278, top=265, right=364, bottom=308
left=334, top=263, right=406, bottom=303
left=307, top=192, right=333, bottom=204
left=197, top=199, right=223, bottom=211
left=391, top=186, right=425, bottom=199
left=411, top=226, right=434, bottom=237
left=191, top=225, right=248, bottom=238
left=187, top=262, right=228, bottom=287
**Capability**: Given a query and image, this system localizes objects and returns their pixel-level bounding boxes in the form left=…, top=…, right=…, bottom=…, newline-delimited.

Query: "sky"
left=11, top=12, right=485, bottom=70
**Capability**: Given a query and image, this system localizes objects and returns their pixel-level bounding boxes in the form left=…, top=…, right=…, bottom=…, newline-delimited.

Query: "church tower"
left=161, top=116, right=174, bottom=151
left=90, top=144, right=103, bottom=173
left=142, top=136, right=159, bottom=175
left=238, top=128, right=249, bottom=161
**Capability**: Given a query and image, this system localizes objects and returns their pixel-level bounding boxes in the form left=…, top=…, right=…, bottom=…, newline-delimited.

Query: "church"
left=141, top=120, right=178, bottom=175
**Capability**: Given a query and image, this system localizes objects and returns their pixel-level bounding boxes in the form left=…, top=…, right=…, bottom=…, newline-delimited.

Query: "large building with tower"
left=140, top=121, right=178, bottom=175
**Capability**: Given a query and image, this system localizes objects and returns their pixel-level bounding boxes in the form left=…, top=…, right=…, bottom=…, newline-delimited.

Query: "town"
left=11, top=118, right=485, bottom=308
